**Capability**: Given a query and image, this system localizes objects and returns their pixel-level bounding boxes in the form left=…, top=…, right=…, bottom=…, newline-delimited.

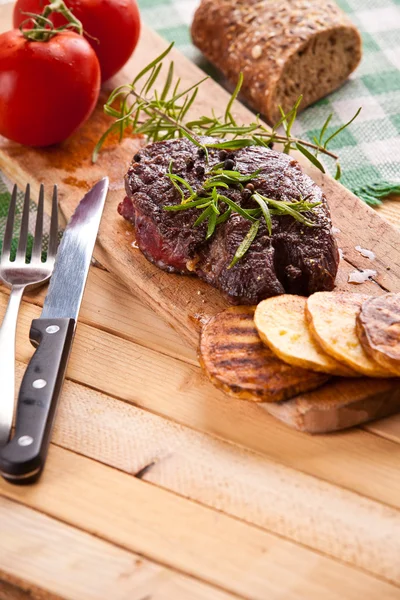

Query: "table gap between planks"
left=1, top=3, right=400, bottom=598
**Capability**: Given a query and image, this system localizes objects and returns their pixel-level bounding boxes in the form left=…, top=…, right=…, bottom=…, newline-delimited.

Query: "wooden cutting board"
left=1, top=2, right=400, bottom=433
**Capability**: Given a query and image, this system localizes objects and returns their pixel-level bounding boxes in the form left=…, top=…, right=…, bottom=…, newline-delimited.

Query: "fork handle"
left=0, top=317, right=75, bottom=484
left=0, top=284, right=25, bottom=447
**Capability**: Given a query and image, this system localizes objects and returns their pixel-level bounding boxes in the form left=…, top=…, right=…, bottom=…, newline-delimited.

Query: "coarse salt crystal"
left=338, top=248, right=344, bottom=260
left=348, top=269, right=377, bottom=284
left=355, top=245, right=375, bottom=260
left=332, top=226, right=341, bottom=234
left=131, top=241, right=139, bottom=249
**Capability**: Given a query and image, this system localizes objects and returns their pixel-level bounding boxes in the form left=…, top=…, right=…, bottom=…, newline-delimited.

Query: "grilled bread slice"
left=199, top=306, right=328, bottom=402
left=306, top=292, right=395, bottom=378
left=356, top=293, right=400, bottom=376
left=254, top=295, right=358, bottom=377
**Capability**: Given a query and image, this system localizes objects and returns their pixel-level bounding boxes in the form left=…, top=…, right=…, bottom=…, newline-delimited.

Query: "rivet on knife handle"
left=0, top=318, right=75, bottom=483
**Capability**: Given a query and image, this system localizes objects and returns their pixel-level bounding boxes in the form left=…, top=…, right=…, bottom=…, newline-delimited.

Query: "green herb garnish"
left=229, top=221, right=260, bottom=269
left=94, top=43, right=360, bottom=178
left=163, top=163, right=321, bottom=266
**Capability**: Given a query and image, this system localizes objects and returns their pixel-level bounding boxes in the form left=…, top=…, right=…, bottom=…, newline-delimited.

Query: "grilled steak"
left=121, top=138, right=339, bottom=304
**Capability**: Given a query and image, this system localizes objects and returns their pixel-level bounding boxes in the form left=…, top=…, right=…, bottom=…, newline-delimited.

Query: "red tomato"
left=13, top=0, right=141, bottom=81
left=0, top=29, right=100, bottom=146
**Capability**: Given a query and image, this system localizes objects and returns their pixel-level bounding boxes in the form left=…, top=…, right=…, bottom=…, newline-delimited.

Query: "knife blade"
left=0, top=177, right=109, bottom=484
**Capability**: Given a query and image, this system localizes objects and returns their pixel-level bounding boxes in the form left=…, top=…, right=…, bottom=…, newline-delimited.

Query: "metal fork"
left=0, top=184, right=58, bottom=446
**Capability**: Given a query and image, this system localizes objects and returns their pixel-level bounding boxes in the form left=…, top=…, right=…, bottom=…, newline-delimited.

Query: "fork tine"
left=47, top=185, right=59, bottom=260
left=2, top=185, right=18, bottom=259
left=16, top=184, right=31, bottom=261
left=31, top=184, right=44, bottom=262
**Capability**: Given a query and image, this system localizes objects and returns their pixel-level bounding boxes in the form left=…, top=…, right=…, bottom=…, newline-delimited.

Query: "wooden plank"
left=0, top=3, right=399, bottom=347
left=2, top=4, right=400, bottom=432
left=15, top=360, right=397, bottom=587
left=376, top=197, right=400, bottom=230
left=1, top=445, right=399, bottom=600
left=365, top=415, right=400, bottom=445
left=0, top=497, right=236, bottom=600
left=9, top=265, right=400, bottom=440
left=1, top=265, right=197, bottom=365
left=264, top=378, right=400, bottom=434
left=5, top=293, right=400, bottom=511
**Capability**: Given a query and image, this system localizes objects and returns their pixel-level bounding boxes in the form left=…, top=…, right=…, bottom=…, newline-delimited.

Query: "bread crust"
left=191, top=0, right=362, bottom=123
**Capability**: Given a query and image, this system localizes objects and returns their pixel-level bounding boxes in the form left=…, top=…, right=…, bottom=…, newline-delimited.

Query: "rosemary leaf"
left=205, top=139, right=255, bottom=150
left=164, top=197, right=210, bottom=211
left=318, top=113, right=333, bottom=145
left=224, top=72, right=243, bottom=125
left=179, top=87, right=199, bottom=121
left=216, top=207, right=232, bottom=224
left=211, top=187, right=220, bottom=214
left=295, top=143, right=325, bottom=173
left=228, top=220, right=260, bottom=269
left=194, top=204, right=213, bottom=226
left=323, top=107, right=362, bottom=149
left=285, top=95, right=303, bottom=138
left=132, top=42, right=174, bottom=86
left=335, top=162, right=342, bottom=181
left=160, top=61, right=174, bottom=101
left=203, top=180, right=230, bottom=190
left=216, top=194, right=256, bottom=221
left=145, top=63, right=163, bottom=95
left=252, top=193, right=272, bottom=235
left=166, top=172, right=195, bottom=198
left=206, top=210, right=218, bottom=239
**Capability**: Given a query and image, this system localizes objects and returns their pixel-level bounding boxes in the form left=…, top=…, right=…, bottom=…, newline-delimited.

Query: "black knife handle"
left=0, top=318, right=75, bottom=484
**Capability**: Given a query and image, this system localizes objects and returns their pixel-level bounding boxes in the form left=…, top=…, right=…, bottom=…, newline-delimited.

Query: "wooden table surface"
left=1, top=2, right=400, bottom=598
left=0, top=215, right=399, bottom=600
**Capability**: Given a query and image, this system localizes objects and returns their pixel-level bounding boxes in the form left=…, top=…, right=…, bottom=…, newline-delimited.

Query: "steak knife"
left=0, top=177, right=109, bottom=484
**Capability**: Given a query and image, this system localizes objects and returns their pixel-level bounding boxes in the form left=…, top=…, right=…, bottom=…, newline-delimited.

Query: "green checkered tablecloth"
left=137, top=0, right=400, bottom=205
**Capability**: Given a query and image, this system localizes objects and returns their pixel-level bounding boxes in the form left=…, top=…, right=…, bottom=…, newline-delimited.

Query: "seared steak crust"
left=122, top=138, right=339, bottom=304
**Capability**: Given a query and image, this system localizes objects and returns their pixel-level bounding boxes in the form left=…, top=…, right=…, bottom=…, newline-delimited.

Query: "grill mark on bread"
left=199, top=306, right=329, bottom=402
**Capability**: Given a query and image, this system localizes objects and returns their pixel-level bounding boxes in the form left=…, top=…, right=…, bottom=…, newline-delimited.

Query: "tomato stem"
left=19, top=0, right=83, bottom=42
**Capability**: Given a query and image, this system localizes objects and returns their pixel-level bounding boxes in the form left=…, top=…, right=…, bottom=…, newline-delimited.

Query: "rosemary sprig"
left=163, top=164, right=321, bottom=266
left=94, top=44, right=361, bottom=177
left=229, top=221, right=260, bottom=269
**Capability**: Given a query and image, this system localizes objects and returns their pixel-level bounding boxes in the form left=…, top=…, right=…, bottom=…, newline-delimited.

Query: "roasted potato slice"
left=254, top=295, right=358, bottom=377
left=357, top=293, right=400, bottom=376
left=200, top=306, right=329, bottom=402
left=306, top=292, right=395, bottom=378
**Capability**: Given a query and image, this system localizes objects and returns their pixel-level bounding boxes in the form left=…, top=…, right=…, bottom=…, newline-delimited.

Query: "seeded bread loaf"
left=191, top=0, right=362, bottom=124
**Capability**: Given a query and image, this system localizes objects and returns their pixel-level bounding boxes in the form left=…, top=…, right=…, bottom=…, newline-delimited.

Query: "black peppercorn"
left=134, top=153, right=141, bottom=162
left=186, top=157, right=194, bottom=171
left=197, top=147, right=206, bottom=158
left=245, top=183, right=255, bottom=192
left=195, top=165, right=205, bottom=178
left=268, top=142, right=274, bottom=149
left=242, top=189, right=252, bottom=200
left=218, top=150, right=227, bottom=161
left=223, top=158, right=235, bottom=170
